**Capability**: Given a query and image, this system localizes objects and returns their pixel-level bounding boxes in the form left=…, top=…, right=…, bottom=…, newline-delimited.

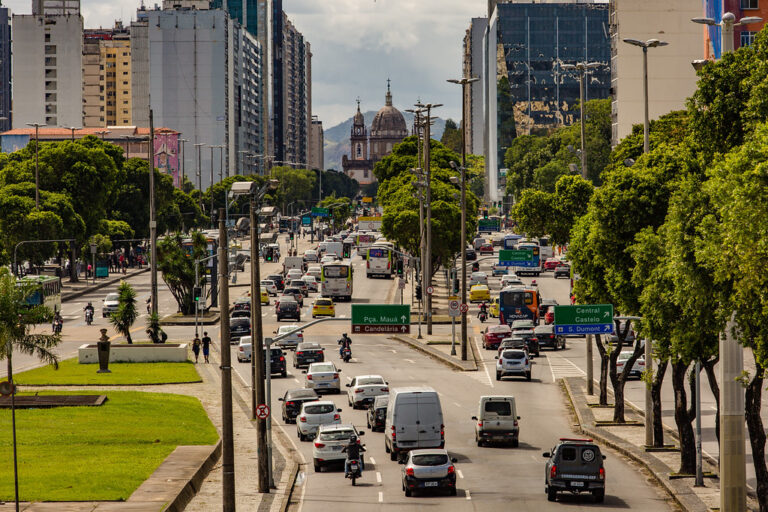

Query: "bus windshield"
left=323, top=265, right=349, bottom=278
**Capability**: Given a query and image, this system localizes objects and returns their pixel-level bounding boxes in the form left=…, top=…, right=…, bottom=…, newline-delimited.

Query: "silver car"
left=495, top=349, right=532, bottom=381
left=102, top=292, right=119, bottom=317
left=296, top=400, right=341, bottom=441
left=401, top=449, right=458, bottom=497
left=303, top=362, right=341, bottom=394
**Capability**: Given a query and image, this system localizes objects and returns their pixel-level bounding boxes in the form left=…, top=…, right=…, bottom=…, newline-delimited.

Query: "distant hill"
left=323, top=110, right=446, bottom=171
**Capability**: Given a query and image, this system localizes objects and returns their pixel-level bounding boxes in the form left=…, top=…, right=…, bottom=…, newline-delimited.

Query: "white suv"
left=495, top=349, right=531, bottom=381
left=296, top=401, right=341, bottom=441
left=312, top=424, right=365, bottom=472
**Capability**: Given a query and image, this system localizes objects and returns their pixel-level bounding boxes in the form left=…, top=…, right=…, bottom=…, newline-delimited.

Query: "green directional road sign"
left=554, top=304, right=614, bottom=335
left=478, top=218, right=500, bottom=232
left=498, top=249, right=534, bottom=267
left=351, top=304, right=411, bottom=334
left=311, top=207, right=329, bottom=217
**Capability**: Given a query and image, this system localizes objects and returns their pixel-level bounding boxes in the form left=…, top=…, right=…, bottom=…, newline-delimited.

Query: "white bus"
left=366, top=243, right=393, bottom=279
left=321, top=262, right=354, bottom=301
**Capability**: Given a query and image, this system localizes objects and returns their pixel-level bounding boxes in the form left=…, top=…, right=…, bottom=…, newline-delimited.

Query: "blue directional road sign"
left=554, top=304, right=614, bottom=335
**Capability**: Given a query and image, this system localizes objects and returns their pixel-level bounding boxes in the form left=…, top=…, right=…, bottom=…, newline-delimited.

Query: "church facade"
left=342, top=83, right=408, bottom=185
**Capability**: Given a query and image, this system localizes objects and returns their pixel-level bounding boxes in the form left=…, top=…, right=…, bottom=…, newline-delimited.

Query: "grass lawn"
left=13, top=358, right=201, bottom=386
left=0, top=391, right=218, bottom=501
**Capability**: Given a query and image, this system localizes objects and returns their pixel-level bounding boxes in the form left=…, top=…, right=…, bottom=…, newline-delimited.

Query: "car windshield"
left=303, top=403, right=334, bottom=414
left=261, top=280, right=274, bottom=285
left=278, top=326, right=298, bottom=334
left=288, top=390, right=317, bottom=399
left=412, top=454, right=449, bottom=466
left=488, top=325, right=511, bottom=334
left=485, top=401, right=512, bottom=415
left=231, top=318, right=250, bottom=327
left=358, top=377, right=384, bottom=385
left=311, top=364, right=335, bottom=373
left=105, top=293, right=119, bottom=301
left=503, top=350, right=526, bottom=359
left=316, top=299, right=332, bottom=306
left=318, top=429, right=355, bottom=441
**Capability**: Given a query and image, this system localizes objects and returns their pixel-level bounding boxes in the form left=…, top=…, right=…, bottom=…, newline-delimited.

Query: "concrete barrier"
left=78, top=343, right=189, bottom=363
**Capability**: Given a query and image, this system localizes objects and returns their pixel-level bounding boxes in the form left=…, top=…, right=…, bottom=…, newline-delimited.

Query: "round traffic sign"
left=368, top=222, right=375, bottom=230
left=460, top=303, right=469, bottom=313
left=426, top=286, right=434, bottom=295
left=0, top=380, right=15, bottom=396
left=448, top=300, right=460, bottom=311
left=256, top=404, right=270, bottom=420
left=398, top=280, right=406, bottom=289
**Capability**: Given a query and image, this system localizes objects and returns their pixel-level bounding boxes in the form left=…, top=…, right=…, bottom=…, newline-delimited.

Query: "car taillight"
left=550, top=335, right=555, bottom=339
left=381, top=387, right=388, bottom=392
left=477, top=420, right=483, bottom=427
left=333, top=414, right=340, bottom=420
left=307, top=375, right=313, bottom=380
left=333, top=373, right=339, bottom=379
left=550, top=464, right=557, bottom=478
left=387, top=261, right=391, bottom=269
left=286, top=401, right=295, bottom=406
left=391, top=425, right=396, bottom=440
left=440, top=424, right=445, bottom=437
left=599, top=467, right=605, bottom=480
left=367, top=261, right=370, bottom=268
left=639, top=361, right=645, bottom=365
left=296, top=352, right=304, bottom=356
left=406, top=467, right=414, bottom=476
left=447, top=465, right=455, bottom=474
left=298, top=333, right=303, bottom=338
left=238, top=346, right=244, bottom=351
left=524, top=358, right=528, bottom=365
left=279, top=356, right=285, bottom=362
left=355, top=389, right=365, bottom=393
left=314, top=442, right=325, bottom=448
left=513, top=420, right=518, bottom=427
left=300, top=416, right=307, bottom=422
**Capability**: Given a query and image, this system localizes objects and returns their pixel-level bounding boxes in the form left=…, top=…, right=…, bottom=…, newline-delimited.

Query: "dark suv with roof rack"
left=543, top=438, right=606, bottom=503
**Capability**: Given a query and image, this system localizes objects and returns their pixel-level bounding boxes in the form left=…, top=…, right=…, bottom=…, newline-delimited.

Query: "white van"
left=384, top=386, right=444, bottom=461
left=324, top=241, right=343, bottom=259
left=471, top=395, right=520, bottom=447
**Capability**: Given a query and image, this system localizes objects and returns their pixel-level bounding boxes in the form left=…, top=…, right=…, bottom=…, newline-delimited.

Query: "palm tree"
left=109, top=281, right=138, bottom=344
left=0, top=270, right=61, bottom=508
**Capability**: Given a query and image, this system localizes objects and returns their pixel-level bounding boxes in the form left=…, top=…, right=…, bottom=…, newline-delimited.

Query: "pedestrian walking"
left=202, top=332, right=211, bottom=363
left=192, top=336, right=201, bottom=363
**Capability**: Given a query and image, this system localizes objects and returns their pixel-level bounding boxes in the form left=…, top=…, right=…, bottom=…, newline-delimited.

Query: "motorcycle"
left=346, top=458, right=362, bottom=485
left=85, top=310, right=93, bottom=325
left=53, top=318, right=63, bottom=334
left=341, top=346, right=352, bottom=363
left=478, top=311, right=487, bottom=323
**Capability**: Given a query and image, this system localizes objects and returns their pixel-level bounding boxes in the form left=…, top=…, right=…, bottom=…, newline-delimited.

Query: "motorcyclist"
left=84, top=302, right=95, bottom=323
left=478, top=302, right=488, bottom=317
left=52, top=311, right=63, bottom=333
left=338, top=333, right=352, bottom=358
left=341, top=434, right=366, bottom=476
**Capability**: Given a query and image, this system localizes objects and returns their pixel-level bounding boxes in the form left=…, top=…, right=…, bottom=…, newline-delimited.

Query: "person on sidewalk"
left=201, top=332, right=211, bottom=363
left=192, top=336, right=201, bottom=363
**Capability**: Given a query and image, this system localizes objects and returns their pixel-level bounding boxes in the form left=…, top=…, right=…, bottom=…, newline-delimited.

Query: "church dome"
left=371, top=84, right=407, bottom=138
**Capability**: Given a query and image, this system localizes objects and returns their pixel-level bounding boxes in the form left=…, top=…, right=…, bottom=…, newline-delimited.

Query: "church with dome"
left=342, top=81, right=408, bottom=185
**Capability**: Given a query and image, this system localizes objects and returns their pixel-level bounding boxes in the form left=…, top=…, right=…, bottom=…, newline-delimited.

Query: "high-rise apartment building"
left=463, top=17, right=486, bottom=156
left=12, top=0, right=83, bottom=128
left=484, top=0, right=611, bottom=201
left=0, top=7, right=11, bottom=132
left=83, top=22, right=132, bottom=127
left=610, top=0, right=702, bottom=145
left=309, top=115, right=323, bottom=170
left=130, top=9, right=149, bottom=127
left=280, top=13, right=310, bottom=167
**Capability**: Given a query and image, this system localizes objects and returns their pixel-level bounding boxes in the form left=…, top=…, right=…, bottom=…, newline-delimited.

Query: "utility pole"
left=180, top=138, right=187, bottom=187
left=218, top=208, right=236, bottom=510
left=250, top=194, right=268, bottom=493
left=195, top=143, right=205, bottom=215
left=149, top=110, right=158, bottom=316
left=26, top=122, right=42, bottom=208
left=210, top=145, right=216, bottom=228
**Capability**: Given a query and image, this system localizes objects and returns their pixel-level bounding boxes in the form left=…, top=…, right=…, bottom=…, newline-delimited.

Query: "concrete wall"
left=78, top=343, right=189, bottom=363
left=610, top=0, right=703, bottom=145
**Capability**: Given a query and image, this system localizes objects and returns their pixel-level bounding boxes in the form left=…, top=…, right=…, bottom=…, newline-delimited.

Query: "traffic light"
left=396, top=259, right=404, bottom=275
left=193, top=286, right=202, bottom=302
left=453, top=278, right=459, bottom=294
left=265, top=247, right=273, bottom=262
left=415, top=284, right=422, bottom=301
left=290, top=232, right=295, bottom=241
left=483, top=208, right=489, bottom=219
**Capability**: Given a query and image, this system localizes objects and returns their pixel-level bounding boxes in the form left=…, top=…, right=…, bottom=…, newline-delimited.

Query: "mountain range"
left=323, top=111, right=446, bottom=171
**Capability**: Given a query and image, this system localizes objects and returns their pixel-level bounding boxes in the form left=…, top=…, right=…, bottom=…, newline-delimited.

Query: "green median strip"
left=0, top=391, right=218, bottom=501
left=13, top=358, right=201, bottom=386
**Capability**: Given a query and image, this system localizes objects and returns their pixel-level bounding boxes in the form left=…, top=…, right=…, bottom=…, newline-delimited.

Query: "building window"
left=741, top=30, right=758, bottom=46
left=364, top=169, right=369, bottom=178
left=741, top=0, right=758, bottom=8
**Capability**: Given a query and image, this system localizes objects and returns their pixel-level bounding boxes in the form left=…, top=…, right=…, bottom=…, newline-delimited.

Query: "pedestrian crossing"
left=547, top=355, right=586, bottom=381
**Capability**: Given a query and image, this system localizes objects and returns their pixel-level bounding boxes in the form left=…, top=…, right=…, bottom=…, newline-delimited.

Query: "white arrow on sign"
left=401, top=315, right=408, bottom=323
left=400, top=325, right=408, bottom=332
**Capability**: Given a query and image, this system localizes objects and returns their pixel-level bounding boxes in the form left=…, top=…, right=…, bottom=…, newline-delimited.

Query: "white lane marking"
left=376, top=472, right=382, bottom=483
left=378, top=491, right=383, bottom=503
left=473, top=335, right=494, bottom=388
left=369, top=457, right=376, bottom=465
left=465, top=489, right=471, bottom=500
left=389, top=349, right=397, bottom=354
left=453, top=402, right=462, bottom=408
left=457, top=469, right=464, bottom=479
left=346, top=376, right=353, bottom=382
left=404, top=359, right=415, bottom=364
left=293, top=378, right=300, bottom=384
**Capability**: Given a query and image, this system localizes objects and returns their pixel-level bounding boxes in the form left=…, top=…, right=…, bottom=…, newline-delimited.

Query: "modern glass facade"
left=210, top=0, right=259, bottom=37
left=485, top=1, right=610, bottom=201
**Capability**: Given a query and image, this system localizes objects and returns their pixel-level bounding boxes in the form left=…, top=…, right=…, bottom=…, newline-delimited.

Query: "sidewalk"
left=562, top=376, right=756, bottom=512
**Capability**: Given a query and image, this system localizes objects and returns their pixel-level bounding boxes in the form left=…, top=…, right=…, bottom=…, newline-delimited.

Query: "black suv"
left=279, top=388, right=319, bottom=423
left=267, top=273, right=286, bottom=291
left=366, top=395, right=388, bottom=432
left=293, top=342, right=324, bottom=368
left=276, top=299, right=300, bottom=321
left=543, top=438, right=606, bottom=503
left=534, top=325, right=565, bottom=351
left=266, top=347, right=288, bottom=377
left=229, top=317, right=251, bottom=344
left=465, top=248, right=477, bottom=261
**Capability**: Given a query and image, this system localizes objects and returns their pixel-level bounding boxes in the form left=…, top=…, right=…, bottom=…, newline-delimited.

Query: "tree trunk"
left=671, top=360, right=696, bottom=474
left=652, top=359, right=668, bottom=447
left=745, top=362, right=768, bottom=512
left=703, top=357, right=720, bottom=444
left=594, top=334, right=609, bottom=406
left=69, top=244, right=79, bottom=283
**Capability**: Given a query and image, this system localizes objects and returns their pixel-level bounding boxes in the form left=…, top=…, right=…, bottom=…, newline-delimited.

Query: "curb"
left=62, top=268, right=151, bottom=302
left=18, top=380, right=204, bottom=387
left=390, top=335, right=477, bottom=372
left=161, top=314, right=221, bottom=326
left=152, top=440, right=222, bottom=512
left=279, top=460, right=301, bottom=512
left=562, top=377, right=711, bottom=512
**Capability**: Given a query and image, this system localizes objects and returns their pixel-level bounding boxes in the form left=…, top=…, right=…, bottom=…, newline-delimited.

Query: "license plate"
left=424, top=481, right=439, bottom=487
left=350, top=464, right=359, bottom=470
left=305, top=358, right=315, bottom=362
left=331, top=446, right=343, bottom=451
left=317, top=382, right=330, bottom=387
left=571, top=481, right=584, bottom=487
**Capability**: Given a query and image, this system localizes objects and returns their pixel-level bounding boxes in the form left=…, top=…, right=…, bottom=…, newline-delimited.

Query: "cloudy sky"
left=5, top=0, right=487, bottom=127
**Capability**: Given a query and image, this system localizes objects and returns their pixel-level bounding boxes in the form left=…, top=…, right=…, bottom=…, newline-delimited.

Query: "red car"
left=545, top=306, right=555, bottom=325
left=482, top=324, right=512, bottom=349
left=543, top=257, right=560, bottom=271
left=479, top=243, right=494, bottom=255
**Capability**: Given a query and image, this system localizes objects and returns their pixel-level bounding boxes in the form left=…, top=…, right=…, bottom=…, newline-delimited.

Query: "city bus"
left=19, top=275, right=62, bottom=313
left=503, top=233, right=524, bottom=250
left=498, top=286, right=541, bottom=324
left=515, top=241, right=542, bottom=276
left=321, top=262, right=354, bottom=301
left=279, top=216, right=299, bottom=233
left=366, top=243, right=393, bottom=279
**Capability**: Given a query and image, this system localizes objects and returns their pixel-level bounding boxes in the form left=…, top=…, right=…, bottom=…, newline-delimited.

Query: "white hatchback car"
left=102, top=292, right=120, bottom=317
left=297, top=400, right=341, bottom=441
left=301, top=275, right=319, bottom=293
left=312, top=424, right=365, bottom=472
left=495, top=349, right=532, bottom=381
left=261, top=279, right=278, bottom=296
left=346, top=375, right=389, bottom=409
left=500, top=275, right=523, bottom=288
left=286, top=268, right=304, bottom=281
left=305, top=266, right=322, bottom=280
left=470, top=272, right=488, bottom=286
left=275, top=325, right=303, bottom=349
left=616, top=351, right=645, bottom=378
left=303, top=362, right=341, bottom=394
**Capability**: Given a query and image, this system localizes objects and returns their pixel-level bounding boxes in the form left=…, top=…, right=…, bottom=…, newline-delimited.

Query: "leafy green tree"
left=510, top=189, right=553, bottom=238
left=549, top=175, right=594, bottom=246
left=320, top=195, right=352, bottom=230
left=313, top=169, right=360, bottom=201
left=374, top=136, right=461, bottom=184
left=269, top=167, right=316, bottom=212
left=157, top=231, right=208, bottom=315
left=0, top=188, right=64, bottom=267
left=440, top=119, right=463, bottom=153
left=109, top=281, right=138, bottom=344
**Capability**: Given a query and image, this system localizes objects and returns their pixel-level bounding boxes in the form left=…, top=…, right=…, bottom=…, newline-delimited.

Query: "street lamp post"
left=179, top=138, right=188, bottom=188
left=195, top=143, right=205, bottom=216
left=560, top=62, right=601, bottom=179
left=25, top=122, right=43, bottom=208
left=64, top=126, right=80, bottom=142
left=148, top=110, right=158, bottom=316
left=448, top=76, right=479, bottom=361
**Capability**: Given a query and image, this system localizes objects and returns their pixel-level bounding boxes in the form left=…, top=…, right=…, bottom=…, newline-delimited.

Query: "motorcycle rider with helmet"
left=341, top=434, right=366, bottom=478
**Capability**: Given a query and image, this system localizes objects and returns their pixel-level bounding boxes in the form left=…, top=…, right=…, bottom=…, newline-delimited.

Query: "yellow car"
left=489, top=297, right=500, bottom=318
left=312, top=297, right=335, bottom=318
left=469, top=284, right=490, bottom=302
left=261, top=287, right=270, bottom=305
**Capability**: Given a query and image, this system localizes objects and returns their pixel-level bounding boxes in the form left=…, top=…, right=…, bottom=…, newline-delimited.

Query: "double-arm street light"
left=692, top=12, right=762, bottom=54
left=622, top=39, right=668, bottom=154
left=25, top=122, right=43, bottom=208
left=448, top=76, right=479, bottom=361
left=64, top=126, right=81, bottom=142
left=560, top=62, right=601, bottom=179
left=230, top=179, right=279, bottom=494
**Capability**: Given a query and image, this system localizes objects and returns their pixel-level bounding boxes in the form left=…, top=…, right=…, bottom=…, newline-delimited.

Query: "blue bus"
left=19, top=275, right=62, bottom=313
left=503, top=233, right=524, bottom=250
